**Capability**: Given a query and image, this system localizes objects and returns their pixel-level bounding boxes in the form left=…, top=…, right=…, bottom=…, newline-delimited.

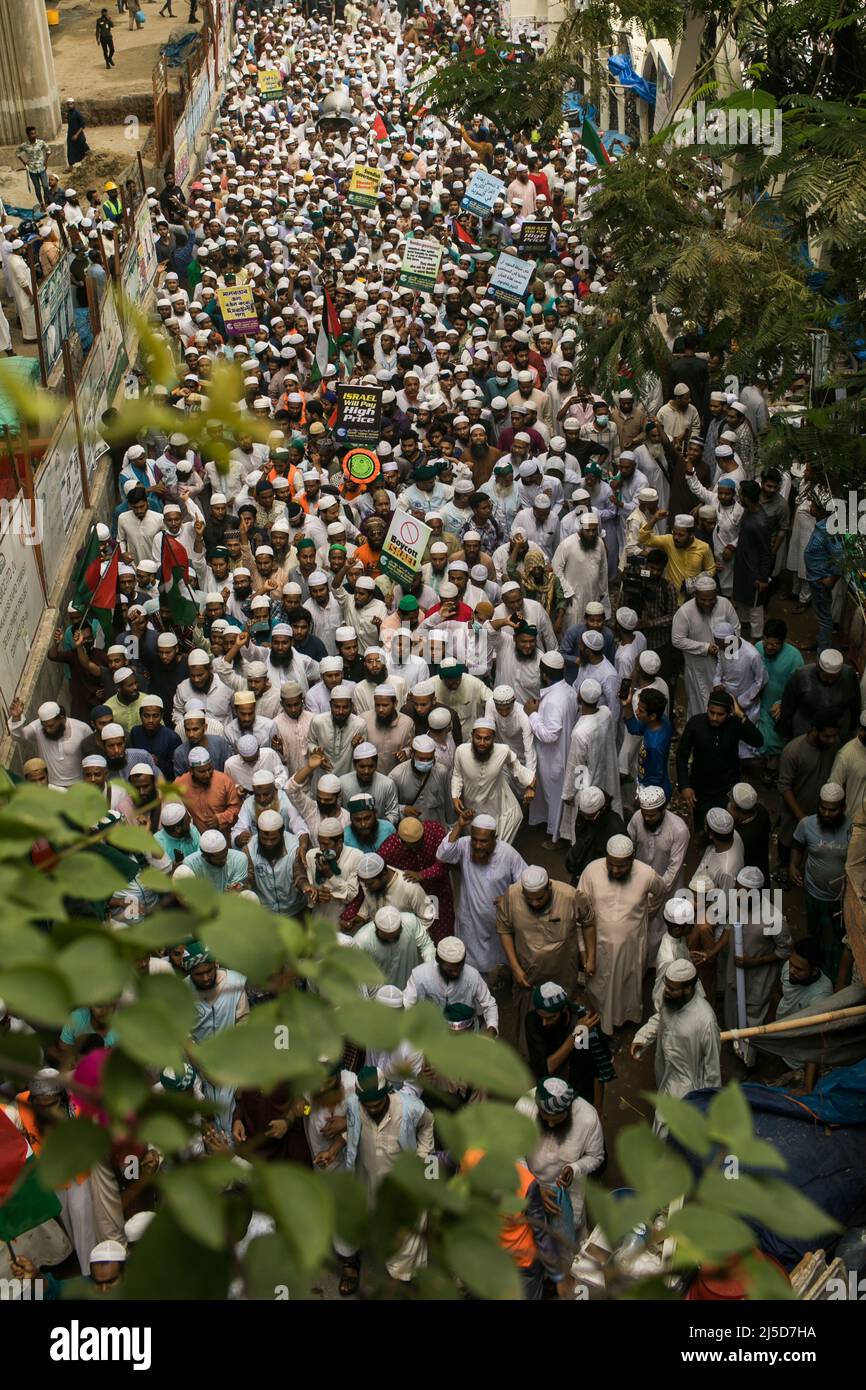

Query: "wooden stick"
left=720, top=1004, right=866, bottom=1042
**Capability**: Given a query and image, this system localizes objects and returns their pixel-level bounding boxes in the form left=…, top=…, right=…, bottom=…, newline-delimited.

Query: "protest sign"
left=380, top=508, right=432, bottom=589
left=347, top=165, right=384, bottom=208
left=217, top=285, right=259, bottom=336
left=488, top=251, right=535, bottom=307
left=337, top=383, right=383, bottom=446
left=398, top=238, right=444, bottom=292
left=257, top=69, right=284, bottom=95
left=518, top=219, right=552, bottom=255
left=460, top=169, right=506, bottom=217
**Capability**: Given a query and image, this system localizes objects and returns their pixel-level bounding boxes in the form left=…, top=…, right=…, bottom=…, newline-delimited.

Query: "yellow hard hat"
left=104, top=181, right=118, bottom=191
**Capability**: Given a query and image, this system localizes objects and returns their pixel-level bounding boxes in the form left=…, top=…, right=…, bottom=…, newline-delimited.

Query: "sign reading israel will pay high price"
left=379, top=508, right=432, bottom=589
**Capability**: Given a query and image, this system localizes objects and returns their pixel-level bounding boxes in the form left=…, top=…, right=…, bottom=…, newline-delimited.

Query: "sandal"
left=339, top=1263, right=360, bottom=1297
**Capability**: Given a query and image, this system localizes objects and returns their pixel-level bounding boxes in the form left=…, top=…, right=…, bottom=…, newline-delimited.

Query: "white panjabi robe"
left=560, top=707, right=623, bottom=842
left=551, top=532, right=610, bottom=626
left=627, top=809, right=691, bottom=961
left=712, top=637, right=767, bottom=759
left=528, top=679, right=579, bottom=837
left=671, top=596, right=741, bottom=722
left=578, top=858, right=667, bottom=1034
left=450, top=741, right=534, bottom=843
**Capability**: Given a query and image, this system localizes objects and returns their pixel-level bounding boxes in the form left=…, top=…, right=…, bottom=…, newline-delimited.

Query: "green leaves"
left=160, top=1167, right=227, bottom=1250
left=697, top=1169, right=838, bottom=1239
left=200, top=897, right=287, bottom=984
left=665, top=1205, right=756, bottom=1266
left=105, top=823, right=163, bottom=857
left=419, top=1031, right=531, bottom=1100
left=39, top=1116, right=110, bottom=1188
left=0, top=963, right=72, bottom=1026
left=252, top=1161, right=335, bottom=1273
left=616, top=1122, right=694, bottom=1212
left=57, top=935, right=130, bottom=1005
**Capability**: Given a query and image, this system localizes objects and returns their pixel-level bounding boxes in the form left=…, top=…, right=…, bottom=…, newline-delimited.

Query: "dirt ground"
left=50, top=0, right=199, bottom=101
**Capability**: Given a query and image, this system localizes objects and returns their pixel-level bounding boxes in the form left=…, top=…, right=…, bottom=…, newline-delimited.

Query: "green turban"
left=296, top=536, right=316, bottom=551
left=532, top=982, right=569, bottom=1012
left=413, top=462, right=439, bottom=481
left=443, top=1002, right=475, bottom=1032
left=398, top=595, right=419, bottom=612
left=355, top=1066, right=389, bottom=1103
left=536, top=1076, right=575, bottom=1116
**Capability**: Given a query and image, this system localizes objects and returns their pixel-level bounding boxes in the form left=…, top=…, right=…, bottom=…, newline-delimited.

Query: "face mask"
left=414, top=760, right=434, bottom=773
left=596, top=415, right=609, bottom=427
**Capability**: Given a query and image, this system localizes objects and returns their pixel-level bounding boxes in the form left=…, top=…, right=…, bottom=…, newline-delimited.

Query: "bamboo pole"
left=720, top=1004, right=866, bottom=1042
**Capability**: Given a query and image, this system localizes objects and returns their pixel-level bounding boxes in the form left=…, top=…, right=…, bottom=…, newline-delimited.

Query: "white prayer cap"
left=188, top=746, right=211, bottom=766
left=521, top=865, right=549, bottom=891
left=318, top=817, right=344, bottom=838
left=124, top=1211, right=155, bottom=1244
left=578, top=786, right=605, bottom=814
left=439, top=581, right=459, bottom=600
left=172, top=865, right=195, bottom=880
left=820, top=781, right=845, bottom=803
left=472, top=717, right=496, bottom=732
left=665, top=958, right=696, bottom=983
left=428, top=707, right=452, bottom=730
left=578, top=511, right=598, bottom=530
left=533, top=493, right=551, bottom=510
left=257, top=810, right=284, bottom=832
left=353, top=741, right=377, bottom=760
left=637, top=487, right=658, bottom=503
left=157, top=632, right=179, bottom=648
left=37, top=701, right=61, bottom=721
left=210, top=492, right=227, bottom=506
left=374, top=906, right=402, bottom=935
left=540, top=650, right=564, bottom=670
left=237, top=734, right=259, bottom=758
left=818, top=648, right=844, bottom=674
left=581, top=629, right=604, bottom=652
left=200, top=830, right=227, bottom=854
left=90, top=1241, right=127, bottom=1265
left=710, top=391, right=727, bottom=403
left=501, top=581, right=521, bottom=595
left=329, top=684, right=354, bottom=702
left=318, top=774, right=342, bottom=795
left=358, top=853, right=385, bottom=879
left=187, top=649, right=211, bottom=667
left=100, top=723, right=125, bottom=740
left=736, top=866, right=765, bottom=888
left=638, top=650, right=661, bottom=675
left=139, top=694, right=164, bottom=710
left=95, top=522, right=112, bottom=541
left=437, top=936, right=466, bottom=963
left=694, top=574, right=717, bottom=592
left=731, top=782, right=757, bottom=810
left=637, top=784, right=667, bottom=809
left=129, top=762, right=153, bottom=777
left=715, top=445, right=734, bottom=459
left=355, top=576, right=376, bottom=592
left=320, top=657, right=344, bottom=674
left=252, top=769, right=275, bottom=787
left=712, top=621, right=735, bottom=639
left=113, top=667, right=134, bottom=684
left=375, top=984, right=404, bottom=1008
left=578, top=678, right=602, bottom=705
left=471, top=814, right=497, bottom=831
left=493, top=685, right=515, bottom=703
left=616, top=607, right=639, bottom=631
left=706, top=807, right=734, bottom=834
left=82, top=754, right=107, bottom=769
left=160, top=802, right=187, bottom=827
left=335, top=626, right=357, bottom=643
left=663, top=895, right=695, bottom=926
left=584, top=601, right=605, bottom=617
left=412, top=735, right=435, bottom=755
left=606, top=834, right=634, bottom=857
left=673, top=514, right=695, bottom=528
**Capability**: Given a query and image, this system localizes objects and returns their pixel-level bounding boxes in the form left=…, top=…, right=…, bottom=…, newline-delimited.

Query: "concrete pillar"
left=0, top=0, right=61, bottom=144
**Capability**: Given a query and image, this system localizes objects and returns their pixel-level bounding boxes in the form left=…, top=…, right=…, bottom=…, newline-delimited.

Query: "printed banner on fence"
left=38, top=255, right=75, bottom=379
left=35, top=408, right=84, bottom=595
left=173, top=127, right=190, bottom=188
left=257, top=68, right=284, bottom=95
left=488, top=251, right=535, bottom=307
left=398, top=238, right=443, bottom=291
left=217, top=285, right=259, bottom=336
left=518, top=219, right=552, bottom=255
left=460, top=169, right=506, bottom=217
left=347, top=165, right=384, bottom=208
left=134, top=201, right=158, bottom=296
left=0, top=500, right=46, bottom=704
left=336, top=383, right=383, bottom=447
left=380, top=508, right=432, bottom=589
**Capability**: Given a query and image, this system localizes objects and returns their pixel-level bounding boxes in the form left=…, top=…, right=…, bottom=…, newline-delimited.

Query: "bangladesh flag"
left=161, top=532, right=198, bottom=627
left=73, top=529, right=119, bottom=639
left=372, top=111, right=389, bottom=142
left=581, top=116, right=611, bottom=166
left=311, top=287, right=341, bottom=385
left=0, top=1109, right=61, bottom=1241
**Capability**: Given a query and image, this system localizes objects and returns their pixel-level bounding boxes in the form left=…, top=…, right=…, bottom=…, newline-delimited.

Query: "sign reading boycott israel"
left=337, top=383, right=383, bottom=446
left=347, top=165, right=383, bottom=208
left=217, top=285, right=259, bottom=336
left=379, top=508, right=431, bottom=589
left=398, top=239, right=443, bottom=292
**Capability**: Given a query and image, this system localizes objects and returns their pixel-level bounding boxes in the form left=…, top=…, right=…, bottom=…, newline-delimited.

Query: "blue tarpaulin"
left=608, top=54, right=657, bottom=106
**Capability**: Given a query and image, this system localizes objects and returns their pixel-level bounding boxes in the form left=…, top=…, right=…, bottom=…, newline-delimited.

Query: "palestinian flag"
left=452, top=220, right=482, bottom=255
left=581, top=116, right=611, bottom=166
left=312, top=287, right=341, bottom=385
left=72, top=529, right=119, bottom=638
left=161, top=532, right=198, bottom=627
left=372, top=111, right=389, bottom=142
left=0, top=1109, right=61, bottom=1241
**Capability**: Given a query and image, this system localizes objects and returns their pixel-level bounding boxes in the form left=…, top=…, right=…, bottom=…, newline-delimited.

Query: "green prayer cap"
left=444, top=1002, right=475, bottom=1032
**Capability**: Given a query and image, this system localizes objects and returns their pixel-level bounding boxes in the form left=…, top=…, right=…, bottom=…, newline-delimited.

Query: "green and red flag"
left=72, top=529, right=119, bottom=638
left=161, top=532, right=198, bottom=627
left=372, top=111, right=389, bottom=142
left=312, top=286, right=342, bottom=384
left=0, top=1109, right=61, bottom=1241
left=452, top=220, right=481, bottom=255
left=580, top=116, right=611, bottom=166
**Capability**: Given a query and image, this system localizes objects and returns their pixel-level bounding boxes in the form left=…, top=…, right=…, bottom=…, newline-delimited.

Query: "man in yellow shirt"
left=638, top=511, right=716, bottom=604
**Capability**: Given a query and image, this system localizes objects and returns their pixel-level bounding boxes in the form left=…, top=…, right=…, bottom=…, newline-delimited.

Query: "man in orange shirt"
left=175, top=745, right=242, bottom=833
left=461, top=1149, right=576, bottom=1298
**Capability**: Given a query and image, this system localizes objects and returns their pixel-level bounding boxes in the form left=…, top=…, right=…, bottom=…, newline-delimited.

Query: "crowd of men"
left=3, top=0, right=865, bottom=1300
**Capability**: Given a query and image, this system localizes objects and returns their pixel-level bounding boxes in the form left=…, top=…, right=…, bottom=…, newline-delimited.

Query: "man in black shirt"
left=728, top=780, right=772, bottom=884
left=158, top=173, right=187, bottom=225
left=565, top=785, right=626, bottom=884
left=524, top=981, right=614, bottom=1112
left=676, top=687, right=763, bottom=832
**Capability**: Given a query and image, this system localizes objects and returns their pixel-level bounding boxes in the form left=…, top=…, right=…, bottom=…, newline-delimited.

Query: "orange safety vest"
left=15, top=1092, right=89, bottom=1186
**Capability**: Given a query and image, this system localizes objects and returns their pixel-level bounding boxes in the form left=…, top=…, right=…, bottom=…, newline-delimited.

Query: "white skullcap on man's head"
left=736, top=866, right=765, bottom=888
left=637, top=784, right=666, bottom=809
left=374, top=906, right=402, bottom=934
left=731, top=782, right=757, bottom=810
left=200, top=830, right=227, bottom=853
left=606, top=834, right=634, bottom=857
left=521, top=865, right=549, bottom=891
left=358, top=853, right=385, bottom=879
left=437, top=936, right=466, bottom=963
left=663, top=895, right=695, bottom=926
left=578, top=678, right=601, bottom=704
left=820, top=781, right=845, bottom=803
left=582, top=629, right=604, bottom=652
left=472, top=814, right=497, bottom=830
left=578, top=787, right=605, bottom=814
left=666, top=958, right=697, bottom=983
left=493, top=685, right=515, bottom=702
left=706, top=807, right=734, bottom=834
